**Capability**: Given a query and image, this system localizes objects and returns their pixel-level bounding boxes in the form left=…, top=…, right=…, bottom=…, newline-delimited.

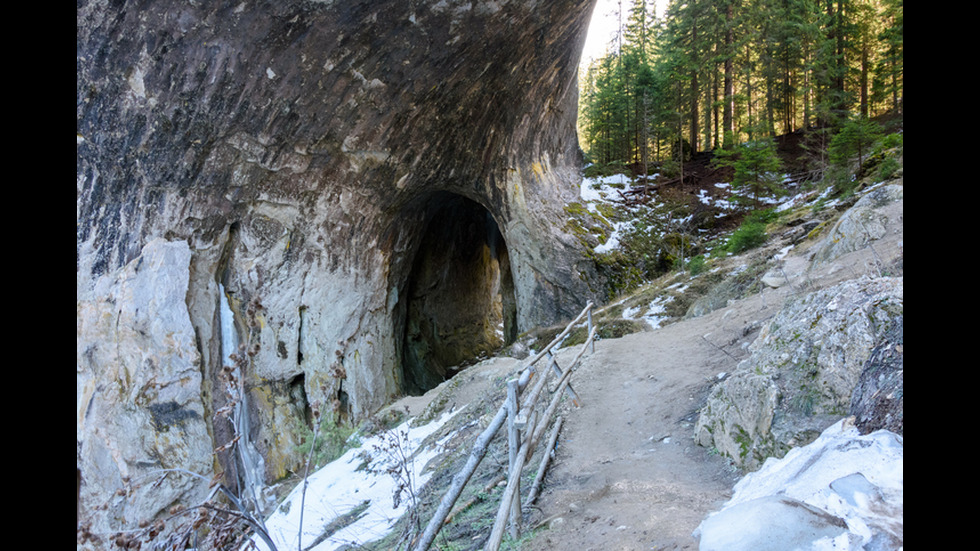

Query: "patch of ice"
left=695, top=418, right=903, bottom=551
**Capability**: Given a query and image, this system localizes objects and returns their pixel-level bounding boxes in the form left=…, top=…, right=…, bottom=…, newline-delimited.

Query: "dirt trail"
left=521, top=287, right=777, bottom=550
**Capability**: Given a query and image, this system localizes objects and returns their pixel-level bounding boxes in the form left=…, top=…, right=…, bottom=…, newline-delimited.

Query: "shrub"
left=726, top=210, right=775, bottom=253
left=687, top=254, right=706, bottom=275
left=877, top=156, right=901, bottom=180
left=727, top=222, right=767, bottom=253
left=880, top=132, right=903, bottom=150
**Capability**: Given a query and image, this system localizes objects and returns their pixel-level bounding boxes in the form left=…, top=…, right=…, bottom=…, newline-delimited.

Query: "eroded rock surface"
left=694, top=276, right=903, bottom=470
left=77, top=0, right=599, bottom=541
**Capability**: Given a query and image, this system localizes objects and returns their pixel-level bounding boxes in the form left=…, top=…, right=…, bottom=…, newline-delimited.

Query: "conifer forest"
left=577, top=0, right=903, bottom=172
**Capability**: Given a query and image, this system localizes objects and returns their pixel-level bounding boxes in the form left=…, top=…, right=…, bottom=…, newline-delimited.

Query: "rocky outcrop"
left=77, top=0, right=600, bottom=541
left=694, top=276, right=903, bottom=470
left=692, top=176, right=904, bottom=471
left=849, top=316, right=903, bottom=436
left=809, top=184, right=904, bottom=269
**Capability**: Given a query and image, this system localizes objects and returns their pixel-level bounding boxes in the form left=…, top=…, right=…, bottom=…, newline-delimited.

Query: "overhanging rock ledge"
left=77, top=0, right=600, bottom=539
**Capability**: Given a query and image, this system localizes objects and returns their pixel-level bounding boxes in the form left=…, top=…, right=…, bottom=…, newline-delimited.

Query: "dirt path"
left=520, top=285, right=784, bottom=551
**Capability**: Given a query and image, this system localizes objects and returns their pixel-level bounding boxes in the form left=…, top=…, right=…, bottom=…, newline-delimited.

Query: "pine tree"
left=576, top=0, right=902, bottom=168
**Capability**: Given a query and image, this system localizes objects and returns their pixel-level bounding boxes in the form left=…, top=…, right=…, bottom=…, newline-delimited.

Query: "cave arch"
left=396, top=192, right=517, bottom=395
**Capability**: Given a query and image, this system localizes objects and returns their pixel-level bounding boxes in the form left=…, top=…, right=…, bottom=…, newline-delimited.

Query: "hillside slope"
left=384, top=172, right=903, bottom=550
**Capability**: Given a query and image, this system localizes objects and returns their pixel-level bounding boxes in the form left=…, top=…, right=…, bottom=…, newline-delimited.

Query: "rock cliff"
left=77, top=0, right=599, bottom=540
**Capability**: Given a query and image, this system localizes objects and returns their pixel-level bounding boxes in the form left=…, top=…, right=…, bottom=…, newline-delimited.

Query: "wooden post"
left=485, top=426, right=532, bottom=551
left=587, top=307, right=595, bottom=353
left=524, top=416, right=563, bottom=509
left=546, top=351, right=581, bottom=407
left=525, top=365, right=574, bottom=462
left=505, top=379, right=521, bottom=540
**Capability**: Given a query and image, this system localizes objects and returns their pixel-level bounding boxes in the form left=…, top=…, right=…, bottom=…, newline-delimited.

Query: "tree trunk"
left=723, top=2, right=735, bottom=148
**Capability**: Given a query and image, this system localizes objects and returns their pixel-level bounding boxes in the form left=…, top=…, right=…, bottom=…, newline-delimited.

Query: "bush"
left=727, top=222, right=767, bottom=253
left=880, top=132, right=903, bottom=150
left=687, top=254, right=706, bottom=275
left=726, top=209, right=775, bottom=253
left=877, top=156, right=901, bottom=180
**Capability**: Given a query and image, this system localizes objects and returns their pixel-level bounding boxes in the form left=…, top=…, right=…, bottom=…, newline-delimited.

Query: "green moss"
left=594, top=201, right=620, bottom=222
left=591, top=250, right=645, bottom=298
left=734, top=426, right=752, bottom=460
left=563, top=202, right=587, bottom=217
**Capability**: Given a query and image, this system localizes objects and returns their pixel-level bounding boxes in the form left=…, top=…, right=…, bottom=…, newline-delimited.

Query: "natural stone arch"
left=76, top=0, right=604, bottom=538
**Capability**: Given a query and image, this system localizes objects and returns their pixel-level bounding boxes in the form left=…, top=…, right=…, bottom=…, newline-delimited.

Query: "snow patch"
left=695, top=418, right=903, bottom=550
left=251, top=408, right=463, bottom=551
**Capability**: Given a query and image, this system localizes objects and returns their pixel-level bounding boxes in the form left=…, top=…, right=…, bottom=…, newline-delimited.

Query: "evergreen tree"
left=713, top=127, right=784, bottom=206
left=576, top=0, right=901, bottom=168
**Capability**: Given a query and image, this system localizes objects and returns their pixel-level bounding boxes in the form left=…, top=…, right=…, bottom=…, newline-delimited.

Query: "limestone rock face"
left=694, top=276, right=903, bottom=470
left=77, top=0, right=600, bottom=539
left=77, top=239, right=214, bottom=530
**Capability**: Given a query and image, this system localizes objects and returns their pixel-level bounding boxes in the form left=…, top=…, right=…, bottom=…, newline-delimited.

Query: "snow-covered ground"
left=250, top=408, right=463, bottom=551
left=579, top=172, right=640, bottom=254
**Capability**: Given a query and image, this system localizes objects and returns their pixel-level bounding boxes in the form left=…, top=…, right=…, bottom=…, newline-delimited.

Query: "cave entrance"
left=400, top=193, right=517, bottom=395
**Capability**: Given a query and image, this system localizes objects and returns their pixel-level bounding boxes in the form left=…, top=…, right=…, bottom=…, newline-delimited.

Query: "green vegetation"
left=295, top=418, right=358, bottom=470
left=686, top=254, right=706, bottom=275
left=726, top=209, right=777, bottom=254
left=579, top=0, right=903, bottom=170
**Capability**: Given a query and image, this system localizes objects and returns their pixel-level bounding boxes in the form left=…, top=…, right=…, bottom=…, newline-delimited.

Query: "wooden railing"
left=413, top=301, right=597, bottom=551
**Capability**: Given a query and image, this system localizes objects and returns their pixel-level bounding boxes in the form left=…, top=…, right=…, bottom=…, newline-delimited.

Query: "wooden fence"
left=412, top=301, right=597, bottom=551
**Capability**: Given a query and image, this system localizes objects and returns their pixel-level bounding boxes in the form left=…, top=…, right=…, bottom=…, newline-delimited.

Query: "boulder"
left=810, top=184, right=904, bottom=267
left=694, top=276, right=903, bottom=470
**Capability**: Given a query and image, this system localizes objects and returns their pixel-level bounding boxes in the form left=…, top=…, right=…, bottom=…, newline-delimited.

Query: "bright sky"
left=581, top=0, right=667, bottom=67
